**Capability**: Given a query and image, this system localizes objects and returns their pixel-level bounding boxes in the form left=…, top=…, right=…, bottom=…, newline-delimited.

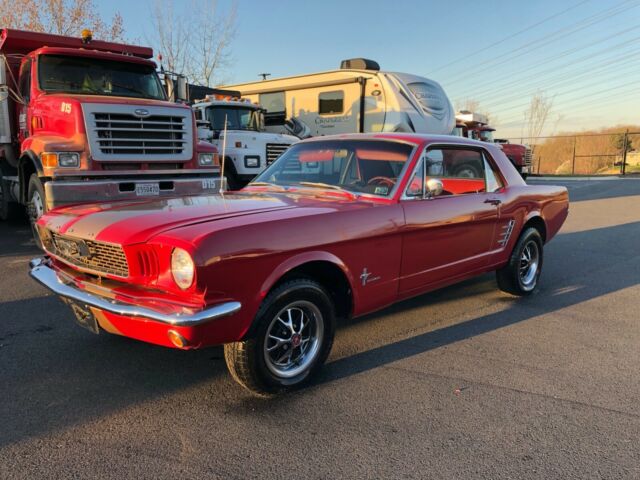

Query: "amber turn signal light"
left=41, top=153, right=58, bottom=168
left=167, top=329, right=189, bottom=349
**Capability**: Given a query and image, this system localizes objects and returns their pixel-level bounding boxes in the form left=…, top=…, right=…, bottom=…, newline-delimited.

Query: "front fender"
left=258, top=250, right=358, bottom=304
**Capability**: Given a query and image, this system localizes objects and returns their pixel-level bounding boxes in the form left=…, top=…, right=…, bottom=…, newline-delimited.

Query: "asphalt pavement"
left=1, top=178, right=639, bottom=479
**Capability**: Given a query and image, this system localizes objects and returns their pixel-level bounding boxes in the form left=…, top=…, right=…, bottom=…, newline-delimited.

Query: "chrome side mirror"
left=425, top=178, right=444, bottom=198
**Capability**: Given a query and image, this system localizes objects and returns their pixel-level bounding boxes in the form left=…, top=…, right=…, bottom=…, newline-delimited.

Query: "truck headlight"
left=41, top=152, right=80, bottom=168
left=58, top=152, right=80, bottom=167
left=198, top=153, right=214, bottom=166
left=171, top=248, right=195, bottom=290
left=244, top=156, right=260, bottom=168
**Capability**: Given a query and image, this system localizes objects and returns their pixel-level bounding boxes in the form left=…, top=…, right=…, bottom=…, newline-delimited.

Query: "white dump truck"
left=193, top=90, right=298, bottom=189
left=220, top=58, right=456, bottom=137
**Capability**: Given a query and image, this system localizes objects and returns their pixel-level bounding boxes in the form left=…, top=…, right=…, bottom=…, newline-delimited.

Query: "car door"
left=398, top=145, right=501, bottom=296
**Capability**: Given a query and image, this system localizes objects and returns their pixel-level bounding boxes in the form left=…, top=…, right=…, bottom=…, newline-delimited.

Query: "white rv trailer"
left=221, top=58, right=455, bottom=137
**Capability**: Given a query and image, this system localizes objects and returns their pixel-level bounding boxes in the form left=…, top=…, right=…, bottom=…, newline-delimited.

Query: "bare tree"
left=0, top=0, right=124, bottom=41
left=150, top=0, right=237, bottom=86
left=524, top=92, right=554, bottom=141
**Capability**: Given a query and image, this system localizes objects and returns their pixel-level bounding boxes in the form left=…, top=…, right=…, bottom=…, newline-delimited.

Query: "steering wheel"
left=366, top=176, right=395, bottom=188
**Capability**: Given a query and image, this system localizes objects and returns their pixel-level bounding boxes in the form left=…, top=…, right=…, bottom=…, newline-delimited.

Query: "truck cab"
left=0, top=29, right=218, bottom=232
left=193, top=90, right=297, bottom=189
left=454, top=111, right=532, bottom=178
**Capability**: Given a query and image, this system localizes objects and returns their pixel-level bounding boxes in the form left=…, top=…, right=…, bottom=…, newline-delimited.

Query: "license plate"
left=61, top=298, right=99, bottom=334
left=202, top=178, right=217, bottom=189
left=135, top=183, right=160, bottom=196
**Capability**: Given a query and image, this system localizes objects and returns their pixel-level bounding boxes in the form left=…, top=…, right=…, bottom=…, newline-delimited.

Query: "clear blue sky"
left=98, top=0, right=640, bottom=138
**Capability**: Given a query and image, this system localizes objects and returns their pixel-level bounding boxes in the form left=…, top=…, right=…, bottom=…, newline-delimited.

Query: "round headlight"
left=171, top=248, right=195, bottom=290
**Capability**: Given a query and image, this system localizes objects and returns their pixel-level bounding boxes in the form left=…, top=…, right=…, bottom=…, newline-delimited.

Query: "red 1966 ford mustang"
left=30, top=133, right=568, bottom=395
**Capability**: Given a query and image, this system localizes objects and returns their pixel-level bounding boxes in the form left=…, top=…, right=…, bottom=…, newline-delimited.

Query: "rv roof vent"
left=340, top=58, right=380, bottom=71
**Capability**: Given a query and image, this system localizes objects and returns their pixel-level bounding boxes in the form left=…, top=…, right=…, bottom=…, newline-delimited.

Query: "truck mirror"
left=176, top=76, right=188, bottom=103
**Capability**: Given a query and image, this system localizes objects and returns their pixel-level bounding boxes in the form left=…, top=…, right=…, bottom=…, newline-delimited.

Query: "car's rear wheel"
left=496, top=227, right=543, bottom=296
left=224, top=278, right=335, bottom=396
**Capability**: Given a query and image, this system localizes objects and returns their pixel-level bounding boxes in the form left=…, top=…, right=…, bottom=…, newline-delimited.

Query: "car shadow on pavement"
left=0, top=220, right=39, bottom=258
left=1, top=221, right=638, bottom=444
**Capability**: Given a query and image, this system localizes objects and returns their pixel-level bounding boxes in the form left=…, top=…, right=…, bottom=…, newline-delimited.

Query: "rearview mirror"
left=176, top=75, right=188, bottom=103
left=426, top=178, right=444, bottom=198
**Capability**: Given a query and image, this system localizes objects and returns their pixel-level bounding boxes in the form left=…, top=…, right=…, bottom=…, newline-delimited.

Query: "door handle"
left=484, top=198, right=502, bottom=206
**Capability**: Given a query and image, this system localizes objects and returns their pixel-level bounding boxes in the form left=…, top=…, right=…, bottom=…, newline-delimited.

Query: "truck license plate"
left=202, top=178, right=217, bottom=189
left=135, top=183, right=160, bottom=196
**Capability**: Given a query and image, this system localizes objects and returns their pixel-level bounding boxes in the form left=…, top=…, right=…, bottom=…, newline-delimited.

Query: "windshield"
left=38, top=54, right=165, bottom=100
left=206, top=106, right=261, bottom=131
left=479, top=130, right=494, bottom=142
left=252, top=139, right=415, bottom=197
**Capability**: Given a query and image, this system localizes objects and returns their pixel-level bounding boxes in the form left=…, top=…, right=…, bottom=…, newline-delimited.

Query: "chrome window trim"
left=401, top=142, right=493, bottom=200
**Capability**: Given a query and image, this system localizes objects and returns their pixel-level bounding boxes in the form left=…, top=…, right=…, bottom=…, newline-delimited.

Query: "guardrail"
left=505, top=130, right=640, bottom=176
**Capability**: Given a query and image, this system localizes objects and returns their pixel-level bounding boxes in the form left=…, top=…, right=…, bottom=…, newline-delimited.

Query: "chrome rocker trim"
left=29, top=258, right=241, bottom=327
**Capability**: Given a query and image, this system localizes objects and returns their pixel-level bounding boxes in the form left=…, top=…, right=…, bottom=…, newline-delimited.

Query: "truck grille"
left=524, top=147, right=533, bottom=166
left=83, top=104, right=193, bottom=162
left=50, top=233, right=129, bottom=278
left=266, top=143, right=290, bottom=165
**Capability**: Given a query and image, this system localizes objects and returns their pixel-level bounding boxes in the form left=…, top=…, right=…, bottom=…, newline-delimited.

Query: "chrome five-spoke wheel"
left=263, top=301, right=324, bottom=379
left=519, top=240, right=540, bottom=291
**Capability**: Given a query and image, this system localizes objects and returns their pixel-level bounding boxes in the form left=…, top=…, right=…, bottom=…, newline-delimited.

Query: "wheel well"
left=18, top=157, right=38, bottom=203
left=522, top=216, right=547, bottom=243
left=223, top=156, right=237, bottom=175
left=273, top=261, right=353, bottom=320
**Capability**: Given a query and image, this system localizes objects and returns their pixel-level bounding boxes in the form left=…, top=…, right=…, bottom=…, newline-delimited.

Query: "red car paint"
left=36, top=133, right=569, bottom=349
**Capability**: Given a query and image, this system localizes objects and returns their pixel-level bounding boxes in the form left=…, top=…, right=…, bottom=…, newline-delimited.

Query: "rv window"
left=318, top=90, right=344, bottom=115
left=259, top=91, right=286, bottom=126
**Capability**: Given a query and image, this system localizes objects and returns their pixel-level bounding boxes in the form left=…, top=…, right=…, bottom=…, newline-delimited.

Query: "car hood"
left=38, top=193, right=301, bottom=245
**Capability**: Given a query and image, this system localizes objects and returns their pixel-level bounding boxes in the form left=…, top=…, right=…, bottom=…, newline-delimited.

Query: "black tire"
left=27, top=174, right=47, bottom=249
left=224, top=278, right=336, bottom=396
left=223, top=158, right=242, bottom=191
left=496, top=227, right=544, bottom=296
left=454, top=163, right=481, bottom=178
left=0, top=175, right=23, bottom=221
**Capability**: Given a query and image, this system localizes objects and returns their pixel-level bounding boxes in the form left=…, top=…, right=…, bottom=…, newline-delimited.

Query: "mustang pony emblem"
left=360, top=268, right=380, bottom=286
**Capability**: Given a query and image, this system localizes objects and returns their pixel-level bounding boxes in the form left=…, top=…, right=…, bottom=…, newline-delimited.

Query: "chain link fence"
left=506, top=131, right=640, bottom=176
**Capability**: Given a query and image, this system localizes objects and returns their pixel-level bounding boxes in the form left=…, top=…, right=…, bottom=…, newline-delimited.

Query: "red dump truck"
left=455, top=111, right=532, bottom=178
left=0, top=28, right=218, bottom=229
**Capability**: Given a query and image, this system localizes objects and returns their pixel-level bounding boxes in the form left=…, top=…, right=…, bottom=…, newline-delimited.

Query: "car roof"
left=299, top=132, right=493, bottom=148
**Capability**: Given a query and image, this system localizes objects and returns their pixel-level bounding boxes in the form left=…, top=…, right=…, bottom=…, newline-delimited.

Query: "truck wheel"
left=27, top=175, right=47, bottom=248
left=223, top=158, right=242, bottom=191
left=0, top=176, right=22, bottom=221
left=224, top=278, right=336, bottom=396
left=454, top=164, right=481, bottom=178
left=496, top=227, right=543, bottom=296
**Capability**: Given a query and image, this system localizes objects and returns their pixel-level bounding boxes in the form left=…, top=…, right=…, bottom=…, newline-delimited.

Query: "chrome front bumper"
left=29, top=258, right=241, bottom=327
left=44, top=176, right=221, bottom=210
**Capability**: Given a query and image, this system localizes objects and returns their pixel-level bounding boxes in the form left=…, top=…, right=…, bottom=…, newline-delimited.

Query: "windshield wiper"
left=297, top=182, right=357, bottom=197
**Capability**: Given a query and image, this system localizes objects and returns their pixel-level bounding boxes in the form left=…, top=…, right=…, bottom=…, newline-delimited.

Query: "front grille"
left=524, top=147, right=533, bottom=166
left=83, top=104, right=193, bottom=162
left=51, top=233, right=129, bottom=278
left=266, top=143, right=290, bottom=165
left=94, top=113, right=186, bottom=155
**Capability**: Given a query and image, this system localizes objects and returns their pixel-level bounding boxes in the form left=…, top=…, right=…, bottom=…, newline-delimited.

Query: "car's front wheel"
left=224, top=278, right=336, bottom=396
left=496, top=227, right=543, bottom=296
